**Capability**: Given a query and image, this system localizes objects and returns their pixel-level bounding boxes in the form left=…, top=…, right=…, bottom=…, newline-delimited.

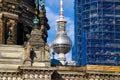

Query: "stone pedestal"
left=31, top=50, right=50, bottom=67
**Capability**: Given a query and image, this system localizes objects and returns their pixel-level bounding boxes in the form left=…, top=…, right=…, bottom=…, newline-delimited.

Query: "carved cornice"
left=0, top=0, right=36, bottom=21
left=1, top=12, right=18, bottom=19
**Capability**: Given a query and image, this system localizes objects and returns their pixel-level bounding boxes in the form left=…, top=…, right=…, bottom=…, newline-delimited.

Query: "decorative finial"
left=60, top=0, right=64, bottom=19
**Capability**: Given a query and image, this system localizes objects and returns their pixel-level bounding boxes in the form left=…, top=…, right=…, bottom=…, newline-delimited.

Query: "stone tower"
left=25, top=0, right=50, bottom=67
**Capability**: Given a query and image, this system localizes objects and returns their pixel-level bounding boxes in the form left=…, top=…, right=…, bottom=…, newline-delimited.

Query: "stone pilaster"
left=0, top=15, right=7, bottom=44
left=0, top=16, right=3, bottom=44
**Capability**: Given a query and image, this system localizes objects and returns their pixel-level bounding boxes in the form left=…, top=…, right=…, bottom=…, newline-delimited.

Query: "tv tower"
left=52, top=0, right=72, bottom=65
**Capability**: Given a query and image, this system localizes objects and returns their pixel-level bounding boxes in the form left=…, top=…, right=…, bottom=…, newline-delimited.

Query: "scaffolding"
left=73, top=0, right=120, bottom=66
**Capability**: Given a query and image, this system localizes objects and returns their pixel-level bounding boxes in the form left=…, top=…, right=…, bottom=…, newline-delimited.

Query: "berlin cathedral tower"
left=0, top=0, right=120, bottom=80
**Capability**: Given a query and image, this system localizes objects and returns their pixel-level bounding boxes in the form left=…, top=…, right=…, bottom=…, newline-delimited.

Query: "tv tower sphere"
left=52, top=33, right=72, bottom=54
left=52, top=0, right=72, bottom=54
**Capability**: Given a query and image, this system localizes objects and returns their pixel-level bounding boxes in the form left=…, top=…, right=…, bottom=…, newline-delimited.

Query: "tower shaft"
left=52, top=0, right=72, bottom=65
left=57, top=0, right=66, bottom=35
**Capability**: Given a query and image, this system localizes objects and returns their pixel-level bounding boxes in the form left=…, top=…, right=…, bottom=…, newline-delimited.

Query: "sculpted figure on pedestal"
left=44, top=43, right=50, bottom=61
left=25, top=42, right=32, bottom=61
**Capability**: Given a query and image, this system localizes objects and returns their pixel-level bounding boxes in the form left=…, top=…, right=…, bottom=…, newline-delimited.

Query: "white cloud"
left=46, top=7, right=59, bottom=27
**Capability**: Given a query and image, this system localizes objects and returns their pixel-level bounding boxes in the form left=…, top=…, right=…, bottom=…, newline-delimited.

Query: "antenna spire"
left=60, top=0, right=64, bottom=19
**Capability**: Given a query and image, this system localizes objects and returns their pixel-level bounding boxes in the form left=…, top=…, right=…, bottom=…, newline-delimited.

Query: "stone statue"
left=7, top=27, right=12, bottom=40
left=25, top=42, right=32, bottom=61
left=40, top=25, right=47, bottom=42
left=7, top=22, right=13, bottom=41
left=44, top=43, right=50, bottom=61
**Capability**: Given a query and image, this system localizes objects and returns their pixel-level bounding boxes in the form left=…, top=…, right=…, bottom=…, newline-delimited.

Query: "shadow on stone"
left=51, top=71, right=65, bottom=80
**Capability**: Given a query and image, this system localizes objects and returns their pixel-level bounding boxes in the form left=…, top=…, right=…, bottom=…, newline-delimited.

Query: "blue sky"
left=45, top=0, right=74, bottom=61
